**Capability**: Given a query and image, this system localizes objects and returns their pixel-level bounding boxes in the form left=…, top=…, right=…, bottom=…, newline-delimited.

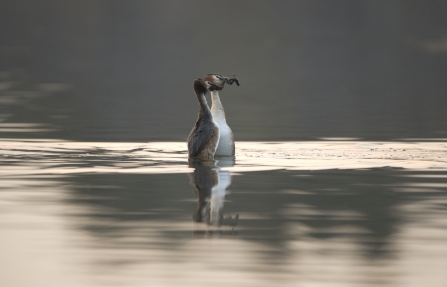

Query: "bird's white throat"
left=210, top=90, right=234, bottom=156
left=210, top=91, right=227, bottom=124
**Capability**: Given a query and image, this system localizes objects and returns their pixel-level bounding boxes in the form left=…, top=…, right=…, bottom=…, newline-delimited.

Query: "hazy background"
left=1, top=0, right=447, bottom=141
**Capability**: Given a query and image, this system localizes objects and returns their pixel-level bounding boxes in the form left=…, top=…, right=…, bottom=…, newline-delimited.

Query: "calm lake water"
left=2, top=1, right=447, bottom=286
left=1, top=141, right=447, bottom=287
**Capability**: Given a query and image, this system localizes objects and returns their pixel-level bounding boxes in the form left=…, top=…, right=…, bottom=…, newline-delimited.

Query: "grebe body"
left=204, top=74, right=239, bottom=157
left=187, top=79, right=220, bottom=160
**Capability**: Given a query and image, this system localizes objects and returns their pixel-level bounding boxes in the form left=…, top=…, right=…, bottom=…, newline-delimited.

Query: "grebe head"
left=205, top=73, right=240, bottom=89
left=193, top=78, right=220, bottom=94
left=204, top=74, right=226, bottom=90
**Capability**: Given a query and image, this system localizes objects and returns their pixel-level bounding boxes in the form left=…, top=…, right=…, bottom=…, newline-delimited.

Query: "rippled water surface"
left=1, top=140, right=447, bottom=287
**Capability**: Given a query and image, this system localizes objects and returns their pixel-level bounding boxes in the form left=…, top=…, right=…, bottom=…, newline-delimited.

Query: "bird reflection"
left=188, top=158, right=238, bottom=235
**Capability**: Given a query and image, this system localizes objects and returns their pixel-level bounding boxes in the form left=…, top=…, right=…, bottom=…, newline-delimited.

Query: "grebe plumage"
left=204, top=73, right=239, bottom=157
left=187, top=79, right=220, bottom=160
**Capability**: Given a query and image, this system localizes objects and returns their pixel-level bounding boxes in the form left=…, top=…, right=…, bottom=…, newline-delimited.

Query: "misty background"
left=1, top=0, right=447, bottom=141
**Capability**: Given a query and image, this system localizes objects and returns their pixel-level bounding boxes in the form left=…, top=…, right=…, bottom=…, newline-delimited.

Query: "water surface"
left=1, top=140, right=446, bottom=287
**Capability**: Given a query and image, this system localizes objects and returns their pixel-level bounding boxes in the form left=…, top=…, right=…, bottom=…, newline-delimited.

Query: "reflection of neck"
left=210, top=91, right=226, bottom=122
left=210, top=169, right=231, bottom=226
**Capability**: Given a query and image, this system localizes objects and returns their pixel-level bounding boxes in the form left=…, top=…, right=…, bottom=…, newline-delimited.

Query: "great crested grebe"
left=204, top=73, right=239, bottom=157
left=187, top=78, right=221, bottom=160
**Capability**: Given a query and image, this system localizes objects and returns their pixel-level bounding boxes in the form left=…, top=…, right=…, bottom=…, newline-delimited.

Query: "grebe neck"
left=193, top=80, right=212, bottom=118
left=197, top=93, right=212, bottom=118
left=210, top=90, right=227, bottom=121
